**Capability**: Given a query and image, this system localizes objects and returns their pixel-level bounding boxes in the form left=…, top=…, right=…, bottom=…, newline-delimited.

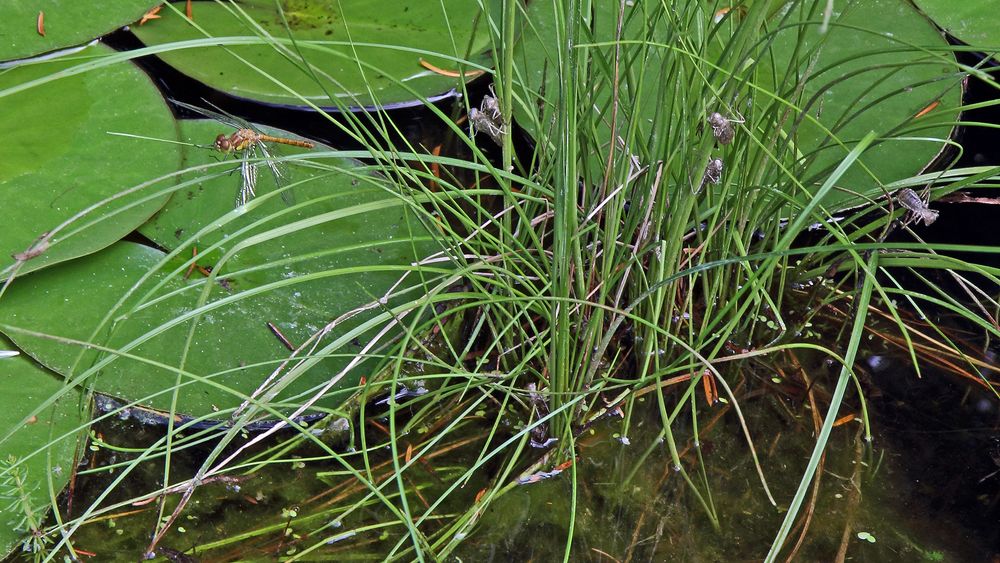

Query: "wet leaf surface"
left=761, top=0, right=962, bottom=208
left=512, top=0, right=961, bottom=210
left=0, top=343, right=86, bottom=556
left=0, top=42, right=179, bottom=278
left=913, top=0, right=999, bottom=56
left=132, top=0, right=492, bottom=107
left=0, top=1, right=158, bottom=61
left=0, top=121, right=439, bottom=417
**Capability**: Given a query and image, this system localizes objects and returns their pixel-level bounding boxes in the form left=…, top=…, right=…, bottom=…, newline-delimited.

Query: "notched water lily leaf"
left=0, top=341, right=86, bottom=556
left=0, top=131, right=440, bottom=418
left=132, top=0, right=492, bottom=107
left=0, top=42, right=180, bottom=279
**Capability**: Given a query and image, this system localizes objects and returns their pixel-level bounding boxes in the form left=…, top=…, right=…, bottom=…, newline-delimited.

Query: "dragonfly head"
left=214, top=134, right=232, bottom=153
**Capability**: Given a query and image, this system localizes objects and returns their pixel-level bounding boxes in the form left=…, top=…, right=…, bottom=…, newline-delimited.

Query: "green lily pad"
left=512, top=0, right=960, bottom=210
left=132, top=0, right=492, bottom=107
left=912, top=0, right=999, bottom=54
left=0, top=343, right=86, bottom=556
left=0, top=129, right=439, bottom=417
left=0, top=1, right=158, bottom=62
left=0, top=42, right=180, bottom=278
left=510, top=1, right=628, bottom=181
left=761, top=0, right=961, bottom=208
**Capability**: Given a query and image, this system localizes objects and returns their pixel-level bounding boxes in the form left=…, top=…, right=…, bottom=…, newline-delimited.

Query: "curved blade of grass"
left=764, top=247, right=879, bottom=562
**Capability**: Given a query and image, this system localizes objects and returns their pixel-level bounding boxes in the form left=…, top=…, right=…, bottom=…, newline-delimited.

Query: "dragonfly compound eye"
left=214, top=134, right=231, bottom=152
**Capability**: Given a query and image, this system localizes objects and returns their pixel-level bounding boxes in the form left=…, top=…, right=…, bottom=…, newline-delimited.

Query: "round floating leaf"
left=511, top=1, right=634, bottom=181
left=512, top=0, right=960, bottom=211
left=760, top=0, right=961, bottom=208
left=0, top=343, right=86, bottom=556
left=0, top=129, right=440, bottom=418
left=132, top=0, right=491, bottom=107
left=0, top=42, right=180, bottom=278
left=912, top=0, right=999, bottom=54
left=0, top=1, right=158, bottom=62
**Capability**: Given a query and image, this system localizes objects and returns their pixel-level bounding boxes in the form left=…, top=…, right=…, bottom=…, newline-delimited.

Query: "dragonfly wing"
left=256, top=140, right=295, bottom=205
left=280, top=184, right=296, bottom=206
left=171, top=99, right=249, bottom=130
left=236, top=149, right=258, bottom=207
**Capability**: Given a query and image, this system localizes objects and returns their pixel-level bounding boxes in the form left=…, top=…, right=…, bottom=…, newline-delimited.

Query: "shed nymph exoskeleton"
left=703, top=158, right=724, bottom=185
left=469, top=86, right=506, bottom=146
left=707, top=111, right=744, bottom=145
left=896, top=188, right=939, bottom=226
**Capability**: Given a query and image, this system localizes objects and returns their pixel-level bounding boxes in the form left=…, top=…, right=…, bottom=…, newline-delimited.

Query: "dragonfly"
left=172, top=99, right=315, bottom=208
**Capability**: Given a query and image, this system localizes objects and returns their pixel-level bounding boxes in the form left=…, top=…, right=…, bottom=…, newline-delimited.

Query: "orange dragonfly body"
left=214, top=129, right=314, bottom=153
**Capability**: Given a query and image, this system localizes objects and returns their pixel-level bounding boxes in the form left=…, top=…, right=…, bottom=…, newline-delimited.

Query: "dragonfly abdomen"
left=257, top=133, right=315, bottom=149
left=214, top=129, right=314, bottom=153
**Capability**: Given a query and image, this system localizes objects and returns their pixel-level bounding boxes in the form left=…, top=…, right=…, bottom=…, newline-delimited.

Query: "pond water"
left=53, top=345, right=999, bottom=561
